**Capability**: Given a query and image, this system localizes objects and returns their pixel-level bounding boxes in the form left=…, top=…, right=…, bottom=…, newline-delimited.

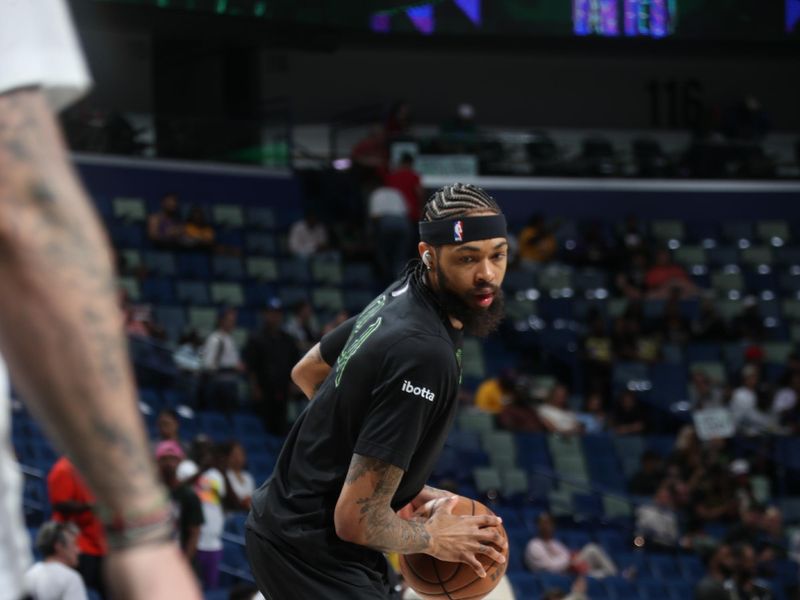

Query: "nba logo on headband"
left=453, top=220, right=464, bottom=242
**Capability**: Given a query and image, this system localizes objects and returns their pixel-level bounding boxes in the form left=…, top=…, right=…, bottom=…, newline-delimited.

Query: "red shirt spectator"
left=47, top=457, right=107, bottom=556
left=385, top=153, right=423, bottom=222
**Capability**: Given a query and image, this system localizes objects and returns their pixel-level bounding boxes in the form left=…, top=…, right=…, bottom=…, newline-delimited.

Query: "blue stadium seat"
left=221, top=540, right=248, bottom=570
left=143, top=251, right=177, bottom=277
left=212, top=256, right=244, bottom=280
left=595, top=528, right=629, bottom=553
left=344, top=290, right=376, bottom=314
left=176, top=281, right=210, bottom=305
left=508, top=572, right=541, bottom=599
left=245, top=233, right=277, bottom=255
left=244, top=282, right=278, bottom=307
left=649, top=363, right=688, bottom=407
left=342, top=263, right=375, bottom=289
left=216, top=229, right=243, bottom=248
left=176, top=254, right=211, bottom=279
left=685, top=343, right=722, bottom=363
left=669, top=581, right=695, bottom=600
left=647, top=554, right=682, bottom=580
left=536, top=572, right=574, bottom=593
left=559, top=529, right=593, bottom=550
left=107, top=223, right=144, bottom=247
left=141, top=277, right=174, bottom=303
left=707, top=246, right=739, bottom=267
left=245, top=207, right=276, bottom=230
left=278, top=258, right=311, bottom=284
left=638, top=579, right=671, bottom=600
left=153, top=306, right=186, bottom=341
left=197, top=412, right=233, bottom=440
left=678, top=554, right=705, bottom=580
left=233, top=413, right=265, bottom=438
left=224, top=513, right=247, bottom=536
left=604, top=576, right=638, bottom=600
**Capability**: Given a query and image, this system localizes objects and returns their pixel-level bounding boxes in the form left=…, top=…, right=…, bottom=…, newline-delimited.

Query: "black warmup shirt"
left=247, top=272, right=463, bottom=581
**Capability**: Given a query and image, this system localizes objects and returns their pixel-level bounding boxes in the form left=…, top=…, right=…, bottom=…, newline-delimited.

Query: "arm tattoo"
left=343, top=455, right=431, bottom=554
left=0, top=89, right=160, bottom=510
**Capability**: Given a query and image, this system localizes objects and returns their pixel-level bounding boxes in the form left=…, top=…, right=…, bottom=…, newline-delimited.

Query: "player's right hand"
left=105, top=542, right=202, bottom=600
left=424, top=496, right=507, bottom=578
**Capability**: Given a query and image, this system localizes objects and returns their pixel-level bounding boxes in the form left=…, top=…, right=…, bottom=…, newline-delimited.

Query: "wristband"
left=97, top=491, right=175, bottom=551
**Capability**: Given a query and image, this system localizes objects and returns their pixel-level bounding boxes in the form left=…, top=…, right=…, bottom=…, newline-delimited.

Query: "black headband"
left=419, top=214, right=507, bottom=245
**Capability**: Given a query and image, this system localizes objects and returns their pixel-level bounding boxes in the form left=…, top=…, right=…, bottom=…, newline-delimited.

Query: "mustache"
left=471, top=284, right=499, bottom=294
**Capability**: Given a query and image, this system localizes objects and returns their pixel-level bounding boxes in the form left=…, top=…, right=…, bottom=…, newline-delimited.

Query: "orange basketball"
left=399, top=497, right=509, bottom=600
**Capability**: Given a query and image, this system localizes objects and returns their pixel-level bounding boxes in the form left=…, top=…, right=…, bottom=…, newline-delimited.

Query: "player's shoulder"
left=384, top=331, right=456, bottom=367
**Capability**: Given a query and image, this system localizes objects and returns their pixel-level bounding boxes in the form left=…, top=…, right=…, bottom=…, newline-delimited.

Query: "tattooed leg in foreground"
left=0, top=88, right=200, bottom=599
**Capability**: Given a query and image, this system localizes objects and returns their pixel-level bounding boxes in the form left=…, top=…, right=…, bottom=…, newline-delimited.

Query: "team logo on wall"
left=454, top=220, right=464, bottom=242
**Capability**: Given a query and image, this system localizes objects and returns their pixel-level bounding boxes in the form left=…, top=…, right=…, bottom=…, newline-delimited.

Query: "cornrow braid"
left=422, top=183, right=500, bottom=222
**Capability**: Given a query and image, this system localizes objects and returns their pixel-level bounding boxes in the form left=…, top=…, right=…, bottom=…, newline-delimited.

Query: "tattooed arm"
left=291, top=343, right=330, bottom=399
left=0, top=88, right=199, bottom=598
left=335, top=454, right=507, bottom=577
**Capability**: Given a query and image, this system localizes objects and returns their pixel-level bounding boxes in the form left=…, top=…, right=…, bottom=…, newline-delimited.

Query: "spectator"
left=583, top=312, right=613, bottom=395
left=173, top=329, right=204, bottom=374
left=201, top=308, right=243, bottom=410
left=47, top=457, right=107, bottom=598
left=147, top=192, right=183, bottom=248
left=284, top=300, right=320, bottom=353
left=730, top=365, right=776, bottom=436
left=525, top=513, right=618, bottom=578
left=385, top=152, right=424, bottom=223
left=660, top=292, right=691, bottom=345
left=693, top=464, right=739, bottom=525
left=629, top=450, right=665, bottom=496
left=727, top=544, right=771, bottom=600
left=573, top=221, right=613, bottom=269
left=635, top=483, right=680, bottom=550
left=773, top=371, right=800, bottom=432
left=191, top=440, right=227, bottom=590
left=155, top=441, right=203, bottom=565
left=367, top=182, right=412, bottom=284
left=690, top=369, right=725, bottom=410
left=350, top=126, right=388, bottom=182
left=243, top=299, right=300, bottom=435
left=182, top=205, right=215, bottom=250
left=694, top=544, right=735, bottom=600
left=729, top=460, right=759, bottom=516
left=611, top=390, right=647, bottom=435
left=692, top=296, right=730, bottom=341
left=475, top=370, right=517, bottom=415
left=731, top=297, right=766, bottom=343
left=25, top=522, right=87, bottom=600
left=537, top=384, right=583, bottom=435
left=725, top=504, right=764, bottom=549
left=645, top=248, right=699, bottom=299
left=611, top=301, right=651, bottom=362
left=288, top=212, right=328, bottom=258
left=518, top=214, right=558, bottom=264
left=615, top=251, right=649, bottom=301
left=155, top=408, right=188, bottom=451
left=119, top=288, right=164, bottom=340
left=575, top=392, right=608, bottom=433
left=498, top=394, right=543, bottom=433
left=617, top=214, right=646, bottom=261
left=225, top=441, right=255, bottom=511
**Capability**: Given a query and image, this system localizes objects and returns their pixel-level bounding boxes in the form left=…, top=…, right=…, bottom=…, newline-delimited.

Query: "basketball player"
left=246, top=184, right=509, bottom=599
left=0, top=2, right=199, bottom=598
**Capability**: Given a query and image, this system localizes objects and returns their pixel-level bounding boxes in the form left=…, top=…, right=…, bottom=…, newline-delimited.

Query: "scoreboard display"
left=88, top=0, right=798, bottom=41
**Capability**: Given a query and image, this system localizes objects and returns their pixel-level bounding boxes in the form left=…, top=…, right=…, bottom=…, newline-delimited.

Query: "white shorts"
left=0, top=0, right=92, bottom=110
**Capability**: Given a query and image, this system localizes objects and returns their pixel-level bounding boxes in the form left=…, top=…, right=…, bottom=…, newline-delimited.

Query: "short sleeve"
left=320, top=316, right=357, bottom=365
left=47, top=465, right=76, bottom=507
left=353, top=337, right=454, bottom=471
left=0, top=0, right=91, bottom=110
left=63, top=569, right=88, bottom=600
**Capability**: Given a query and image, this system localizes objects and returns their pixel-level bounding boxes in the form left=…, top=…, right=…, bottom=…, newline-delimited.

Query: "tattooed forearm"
left=340, top=455, right=431, bottom=554
left=0, top=88, right=162, bottom=515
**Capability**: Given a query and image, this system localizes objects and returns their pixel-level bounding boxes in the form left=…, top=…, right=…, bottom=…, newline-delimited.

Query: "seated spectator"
left=385, top=152, right=423, bottom=223
left=498, top=394, right=543, bottom=433
left=659, top=292, right=691, bottom=345
left=537, top=384, right=583, bottom=435
left=690, top=368, right=725, bottom=409
left=644, top=248, right=699, bottom=299
left=284, top=300, right=320, bottom=353
left=611, top=390, right=646, bottom=435
left=727, top=543, right=771, bottom=600
left=582, top=312, right=613, bottom=395
left=629, top=450, right=665, bottom=496
left=475, top=370, right=517, bottom=415
left=694, top=543, right=735, bottom=600
left=692, top=296, right=730, bottom=341
left=730, top=365, right=777, bottom=436
left=772, top=371, right=800, bottom=426
left=525, top=513, right=618, bottom=578
left=147, top=192, right=183, bottom=248
left=692, top=464, right=739, bottom=524
left=575, top=392, right=608, bottom=433
left=224, top=441, right=256, bottom=511
left=617, top=214, right=646, bottom=261
left=612, top=301, right=653, bottom=362
left=47, top=457, right=106, bottom=598
left=182, top=205, right=215, bottom=250
left=518, top=214, right=558, bottom=264
left=572, top=220, right=613, bottom=269
left=729, top=459, right=759, bottom=515
left=615, top=251, right=649, bottom=301
left=725, top=504, right=765, bottom=549
left=288, top=212, right=328, bottom=258
left=173, top=329, right=204, bottom=374
left=25, top=522, right=87, bottom=600
left=155, top=441, right=203, bottom=565
left=731, top=297, right=766, bottom=343
left=119, top=288, right=164, bottom=340
left=201, top=307, right=244, bottom=410
left=368, top=182, right=412, bottom=284
left=635, top=483, right=680, bottom=550
left=243, top=299, right=300, bottom=435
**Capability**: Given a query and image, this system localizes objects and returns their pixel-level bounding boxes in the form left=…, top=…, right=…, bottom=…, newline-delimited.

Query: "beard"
left=434, top=263, right=505, bottom=338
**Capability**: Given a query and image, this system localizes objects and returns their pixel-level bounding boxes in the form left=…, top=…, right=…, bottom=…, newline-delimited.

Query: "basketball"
left=399, top=497, right=509, bottom=600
